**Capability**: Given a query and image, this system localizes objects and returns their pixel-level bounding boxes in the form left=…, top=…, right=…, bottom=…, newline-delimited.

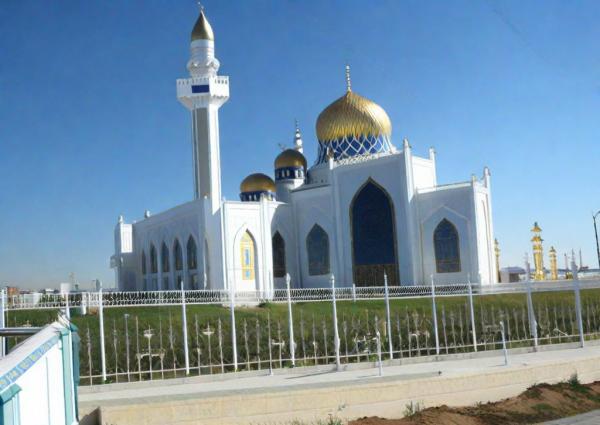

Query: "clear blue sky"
left=1, top=1, right=599, bottom=290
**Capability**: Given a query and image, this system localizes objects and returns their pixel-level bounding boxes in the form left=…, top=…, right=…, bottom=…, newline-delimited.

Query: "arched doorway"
left=351, top=180, right=399, bottom=286
left=239, top=230, right=258, bottom=290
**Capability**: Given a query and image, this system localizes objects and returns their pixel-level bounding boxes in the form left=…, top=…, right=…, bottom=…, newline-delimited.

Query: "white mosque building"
left=111, top=10, right=497, bottom=292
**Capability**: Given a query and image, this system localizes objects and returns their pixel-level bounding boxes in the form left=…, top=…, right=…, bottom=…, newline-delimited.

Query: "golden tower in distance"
left=494, top=238, right=501, bottom=282
left=531, top=222, right=545, bottom=281
left=549, top=246, right=558, bottom=280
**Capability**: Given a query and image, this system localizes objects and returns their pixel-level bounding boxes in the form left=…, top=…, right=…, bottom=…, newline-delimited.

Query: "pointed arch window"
left=161, top=242, right=170, bottom=273
left=187, top=236, right=197, bottom=270
left=272, top=232, right=286, bottom=278
left=150, top=244, right=158, bottom=274
left=173, top=240, right=183, bottom=271
left=240, top=231, right=255, bottom=280
left=306, top=224, right=330, bottom=276
left=434, top=219, right=461, bottom=273
left=141, top=250, right=147, bottom=275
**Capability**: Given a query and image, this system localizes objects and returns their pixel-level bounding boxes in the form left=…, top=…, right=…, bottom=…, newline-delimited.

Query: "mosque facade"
left=111, top=10, right=497, bottom=292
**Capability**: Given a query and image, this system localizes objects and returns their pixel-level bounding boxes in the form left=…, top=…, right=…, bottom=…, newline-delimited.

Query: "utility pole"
left=593, top=211, right=600, bottom=271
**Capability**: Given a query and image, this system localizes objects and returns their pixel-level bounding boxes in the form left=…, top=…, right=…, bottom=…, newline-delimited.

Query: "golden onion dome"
left=240, top=173, right=276, bottom=193
left=274, top=149, right=307, bottom=170
left=316, top=90, right=392, bottom=142
left=191, top=10, right=214, bottom=41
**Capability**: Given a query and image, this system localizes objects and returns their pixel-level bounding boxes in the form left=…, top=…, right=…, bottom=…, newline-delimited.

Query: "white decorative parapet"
left=0, top=319, right=79, bottom=425
left=176, top=76, right=229, bottom=108
left=417, top=181, right=473, bottom=194
left=4, top=278, right=600, bottom=310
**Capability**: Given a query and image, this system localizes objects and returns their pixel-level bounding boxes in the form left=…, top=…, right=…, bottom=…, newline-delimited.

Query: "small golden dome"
left=274, top=149, right=307, bottom=169
left=240, top=173, right=275, bottom=193
left=191, top=10, right=214, bottom=41
left=316, top=91, right=392, bottom=142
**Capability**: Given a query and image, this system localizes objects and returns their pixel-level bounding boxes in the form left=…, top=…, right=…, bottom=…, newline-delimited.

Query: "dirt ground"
left=349, top=378, right=600, bottom=425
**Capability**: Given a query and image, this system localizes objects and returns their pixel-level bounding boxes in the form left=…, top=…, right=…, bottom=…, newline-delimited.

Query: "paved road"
left=78, top=342, right=600, bottom=425
left=543, top=410, right=600, bottom=424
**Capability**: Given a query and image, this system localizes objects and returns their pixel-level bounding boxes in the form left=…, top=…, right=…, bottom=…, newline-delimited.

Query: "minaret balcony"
left=177, top=76, right=229, bottom=109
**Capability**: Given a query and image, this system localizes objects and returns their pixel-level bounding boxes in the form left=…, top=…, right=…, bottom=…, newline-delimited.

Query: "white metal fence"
left=3, top=272, right=600, bottom=386
left=6, top=278, right=600, bottom=310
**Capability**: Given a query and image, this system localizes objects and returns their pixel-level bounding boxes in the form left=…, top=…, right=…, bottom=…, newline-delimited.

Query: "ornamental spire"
left=191, top=6, right=214, bottom=41
left=345, top=64, right=352, bottom=92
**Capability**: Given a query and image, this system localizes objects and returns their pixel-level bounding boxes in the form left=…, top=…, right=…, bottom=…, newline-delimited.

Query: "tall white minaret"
left=293, top=120, right=304, bottom=153
left=177, top=9, right=229, bottom=213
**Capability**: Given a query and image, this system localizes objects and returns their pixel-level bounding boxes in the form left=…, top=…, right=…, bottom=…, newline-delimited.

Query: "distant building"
left=60, top=283, right=71, bottom=294
left=5, top=286, right=19, bottom=297
left=500, top=267, right=525, bottom=283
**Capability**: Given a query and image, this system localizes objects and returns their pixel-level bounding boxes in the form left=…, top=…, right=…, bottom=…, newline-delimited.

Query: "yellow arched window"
left=240, top=232, right=255, bottom=280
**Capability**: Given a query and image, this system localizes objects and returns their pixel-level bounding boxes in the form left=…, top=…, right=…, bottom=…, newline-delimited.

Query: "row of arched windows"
left=141, top=236, right=198, bottom=276
left=271, top=224, right=331, bottom=279
left=275, top=168, right=305, bottom=180
left=269, top=218, right=461, bottom=280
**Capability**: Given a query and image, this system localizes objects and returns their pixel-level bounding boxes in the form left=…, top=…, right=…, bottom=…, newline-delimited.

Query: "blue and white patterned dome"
left=315, top=89, right=393, bottom=164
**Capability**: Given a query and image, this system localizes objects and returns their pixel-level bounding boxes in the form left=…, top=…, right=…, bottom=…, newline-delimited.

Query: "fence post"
left=571, top=256, right=584, bottom=348
left=384, top=272, right=393, bottom=359
left=467, top=275, right=477, bottom=352
left=330, top=274, right=341, bottom=371
left=81, top=292, right=88, bottom=316
left=229, top=280, right=238, bottom=371
left=352, top=283, right=356, bottom=303
left=0, top=289, right=5, bottom=357
left=430, top=275, right=440, bottom=355
left=500, top=321, right=508, bottom=366
left=285, top=274, right=296, bottom=367
left=98, top=285, right=107, bottom=381
left=376, top=328, right=383, bottom=377
left=65, top=289, right=70, bottom=320
left=525, top=279, right=538, bottom=349
left=181, top=280, right=190, bottom=375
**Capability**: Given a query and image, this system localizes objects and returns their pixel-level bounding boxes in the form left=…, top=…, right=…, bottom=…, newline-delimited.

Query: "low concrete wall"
left=81, top=345, right=600, bottom=425
left=0, top=322, right=78, bottom=425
